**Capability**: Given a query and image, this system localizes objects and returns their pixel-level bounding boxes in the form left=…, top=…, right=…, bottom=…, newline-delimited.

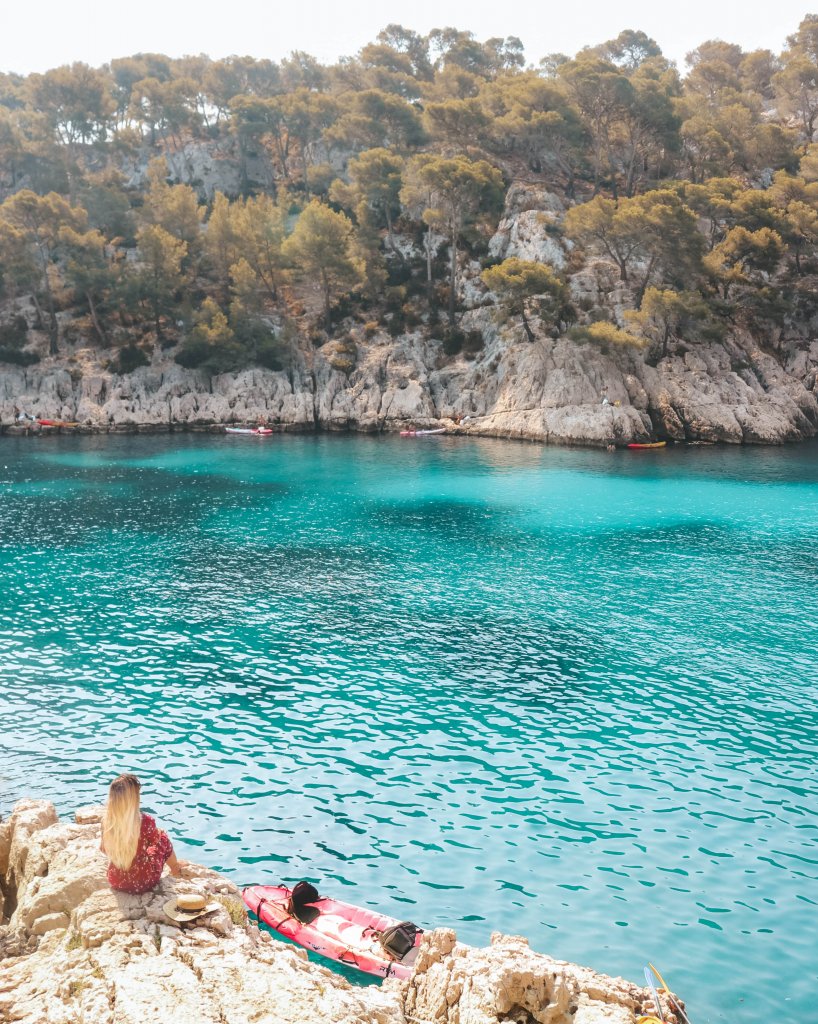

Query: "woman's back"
left=101, top=774, right=179, bottom=894
left=107, top=812, right=173, bottom=893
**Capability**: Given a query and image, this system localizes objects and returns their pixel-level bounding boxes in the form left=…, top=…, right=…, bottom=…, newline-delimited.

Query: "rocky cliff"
left=2, top=183, right=817, bottom=447
left=0, top=799, right=679, bottom=1024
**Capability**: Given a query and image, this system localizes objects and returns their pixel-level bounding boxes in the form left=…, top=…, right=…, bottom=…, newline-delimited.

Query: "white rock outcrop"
left=0, top=800, right=681, bottom=1024
left=2, top=180, right=816, bottom=447
left=2, top=312, right=816, bottom=446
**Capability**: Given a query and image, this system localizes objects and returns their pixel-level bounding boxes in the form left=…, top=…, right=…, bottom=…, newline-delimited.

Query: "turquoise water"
left=1, top=434, right=816, bottom=1021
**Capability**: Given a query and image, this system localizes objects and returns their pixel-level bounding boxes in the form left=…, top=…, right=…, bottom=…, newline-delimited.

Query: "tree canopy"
left=1, top=18, right=817, bottom=370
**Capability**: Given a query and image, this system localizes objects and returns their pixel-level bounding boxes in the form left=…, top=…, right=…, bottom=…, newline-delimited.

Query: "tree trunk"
left=39, top=261, right=59, bottom=356
left=636, top=257, right=658, bottom=307
left=322, top=268, right=331, bottom=328
left=520, top=307, right=535, bottom=343
left=86, top=291, right=107, bottom=346
left=448, top=231, right=457, bottom=326
left=29, top=292, right=45, bottom=332
left=425, top=226, right=433, bottom=303
left=385, top=207, right=405, bottom=264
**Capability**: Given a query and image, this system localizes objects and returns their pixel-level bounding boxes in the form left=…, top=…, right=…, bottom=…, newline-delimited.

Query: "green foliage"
left=330, top=148, right=404, bottom=256
left=132, top=223, right=187, bottom=338
left=624, top=287, right=716, bottom=358
left=0, top=21, right=816, bottom=365
left=112, top=344, right=149, bottom=374
left=401, top=153, right=504, bottom=323
left=481, top=257, right=567, bottom=341
left=571, top=321, right=644, bottom=348
left=704, top=225, right=785, bottom=296
left=564, top=189, right=705, bottom=299
left=0, top=189, right=86, bottom=352
left=441, top=326, right=464, bottom=355
left=438, top=325, right=484, bottom=355
left=283, top=200, right=366, bottom=325
left=215, top=895, right=248, bottom=926
left=142, top=157, right=204, bottom=256
left=176, top=298, right=242, bottom=373
left=176, top=297, right=287, bottom=373
left=326, top=89, right=426, bottom=152
left=0, top=314, right=37, bottom=364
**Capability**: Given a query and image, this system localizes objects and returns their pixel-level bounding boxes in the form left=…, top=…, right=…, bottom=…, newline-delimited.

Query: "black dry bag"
left=379, top=921, right=421, bottom=961
left=289, top=881, right=321, bottom=924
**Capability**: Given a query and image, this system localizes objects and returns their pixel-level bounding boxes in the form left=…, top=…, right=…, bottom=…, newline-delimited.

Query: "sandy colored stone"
left=30, top=913, right=70, bottom=936
left=74, top=806, right=105, bottom=825
left=404, top=930, right=673, bottom=1024
left=0, top=799, right=684, bottom=1024
left=0, top=800, right=405, bottom=1024
left=3, top=179, right=817, bottom=453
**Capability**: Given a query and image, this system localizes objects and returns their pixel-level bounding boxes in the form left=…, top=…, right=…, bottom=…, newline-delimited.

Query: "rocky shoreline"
left=1, top=312, right=817, bottom=448
left=0, top=799, right=682, bottom=1024
left=2, top=179, right=818, bottom=448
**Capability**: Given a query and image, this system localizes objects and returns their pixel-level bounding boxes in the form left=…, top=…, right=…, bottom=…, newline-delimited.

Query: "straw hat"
left=163, top=892, right=220, bottom=923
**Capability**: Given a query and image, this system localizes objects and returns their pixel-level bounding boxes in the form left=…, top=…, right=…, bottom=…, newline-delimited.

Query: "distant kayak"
left=243, top=883, right=423, bottom=980
left=37, top=419, right=78, bottom=428
left=225, top=427, right=273, bottom=436
left=400, top=428, right=446, bottom=437
left=627, top=441, right=667, bottom=450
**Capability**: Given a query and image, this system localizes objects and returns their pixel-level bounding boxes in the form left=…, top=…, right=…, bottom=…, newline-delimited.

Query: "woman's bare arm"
left=167, top=848, right=182, bottom=876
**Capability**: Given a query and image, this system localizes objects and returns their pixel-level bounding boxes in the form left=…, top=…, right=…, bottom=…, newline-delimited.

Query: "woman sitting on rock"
left=101, top=773, right=182, bottom=893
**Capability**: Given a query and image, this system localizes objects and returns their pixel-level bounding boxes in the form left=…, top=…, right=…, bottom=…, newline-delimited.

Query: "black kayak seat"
left=289, top=880, right=321, bottom=925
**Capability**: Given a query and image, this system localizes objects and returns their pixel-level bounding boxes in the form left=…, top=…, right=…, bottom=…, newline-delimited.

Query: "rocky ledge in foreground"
left=0, top=799, right=682, bottom=1024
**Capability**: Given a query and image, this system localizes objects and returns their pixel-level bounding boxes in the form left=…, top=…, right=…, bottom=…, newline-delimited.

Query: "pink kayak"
left=243, top=883, right=423, bottom=979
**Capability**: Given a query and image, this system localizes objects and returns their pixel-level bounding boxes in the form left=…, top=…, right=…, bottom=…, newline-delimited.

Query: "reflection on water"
left=1, top=434, right=817, bottom=1023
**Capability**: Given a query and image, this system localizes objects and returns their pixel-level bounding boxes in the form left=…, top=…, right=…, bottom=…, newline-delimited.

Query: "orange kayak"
left=627, top=442, right=667, bottom=450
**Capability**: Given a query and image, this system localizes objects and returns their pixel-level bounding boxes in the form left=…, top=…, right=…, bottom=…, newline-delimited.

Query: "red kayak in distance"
left=627, top=441, right=667, bottom=450
left=243, top=883, right=423, bottom=980
left=37, top=418, right=78, bottom=428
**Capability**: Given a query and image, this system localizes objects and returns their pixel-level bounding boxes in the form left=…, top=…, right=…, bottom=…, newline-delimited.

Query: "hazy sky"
left=3, top=1, right=813, bottom=74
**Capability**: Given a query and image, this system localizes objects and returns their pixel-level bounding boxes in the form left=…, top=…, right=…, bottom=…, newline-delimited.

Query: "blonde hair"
left=102, top=774, right=142, bottom=869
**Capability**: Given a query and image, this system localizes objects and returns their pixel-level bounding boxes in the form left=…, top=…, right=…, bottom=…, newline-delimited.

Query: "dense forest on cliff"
left=2, top=18, right=818, bottom=374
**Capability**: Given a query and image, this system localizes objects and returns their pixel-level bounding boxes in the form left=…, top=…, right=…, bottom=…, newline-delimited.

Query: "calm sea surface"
left=0, top=433, right=816, bottom=1021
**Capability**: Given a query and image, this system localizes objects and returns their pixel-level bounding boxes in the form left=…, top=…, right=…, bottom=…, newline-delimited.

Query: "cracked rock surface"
left=0, top=800, right=402, bottom=1024
left=0, top=799, right=683, bottom=1024
left=2, top=183, right=817, bottom=447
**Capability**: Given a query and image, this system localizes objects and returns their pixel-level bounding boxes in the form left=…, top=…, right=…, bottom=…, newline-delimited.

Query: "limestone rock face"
left=404, top=930, right=664, bottom=1024
left=0, top=800, right=678, bottom=1024
left=2, top=183, right=817, bottom=447
left=0, top=800, right=404, bottom=1024
left=489, top=184, right=568, bottom=269
left=2, top=312, right=817, bottom=447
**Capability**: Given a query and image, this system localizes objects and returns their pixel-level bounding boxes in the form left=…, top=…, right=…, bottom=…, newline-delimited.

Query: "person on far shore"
left=101, top=773, right=182, bottom=893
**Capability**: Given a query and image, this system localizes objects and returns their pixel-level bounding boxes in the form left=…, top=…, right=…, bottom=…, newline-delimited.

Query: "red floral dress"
left=107, top=813, right=174, bottom=894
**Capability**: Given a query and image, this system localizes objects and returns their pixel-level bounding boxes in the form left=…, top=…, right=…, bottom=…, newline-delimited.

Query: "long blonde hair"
left=102, top=773, right=142, bottom=869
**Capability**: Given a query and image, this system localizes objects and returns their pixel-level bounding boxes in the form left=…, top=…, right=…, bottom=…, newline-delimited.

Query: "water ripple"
left=1, top=434, right=817, bottom=1024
